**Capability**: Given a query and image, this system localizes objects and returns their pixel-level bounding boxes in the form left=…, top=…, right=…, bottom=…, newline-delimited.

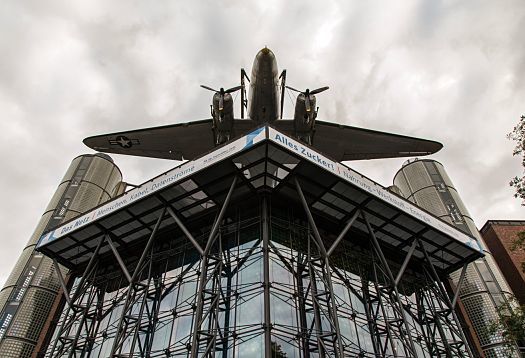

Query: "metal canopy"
left=37, top=126, right=483, bottom=273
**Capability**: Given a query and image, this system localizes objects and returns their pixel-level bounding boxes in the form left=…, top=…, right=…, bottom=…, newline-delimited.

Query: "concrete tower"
left=394, top=158, right=518, bottom=357
left=0, top=154, right=123, bottom=358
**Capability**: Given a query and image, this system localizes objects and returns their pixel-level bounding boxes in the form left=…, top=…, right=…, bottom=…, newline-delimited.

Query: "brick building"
left=480, top=220, right=525, bottom=305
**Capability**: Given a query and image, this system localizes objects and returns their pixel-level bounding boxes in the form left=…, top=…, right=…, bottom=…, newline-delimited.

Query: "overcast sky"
left=1, top=0, right=524, bottom=287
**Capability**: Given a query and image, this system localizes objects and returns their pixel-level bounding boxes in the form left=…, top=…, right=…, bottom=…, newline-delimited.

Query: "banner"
left=267, top=127, right=482, bottom=252
left=37, top=126, right=267, bottom=249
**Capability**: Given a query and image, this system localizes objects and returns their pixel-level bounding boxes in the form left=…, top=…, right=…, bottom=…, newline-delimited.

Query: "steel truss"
left=292, top=178, right=472, bottom=358
left=48, top=236, right=106, bottom=357
left=45, top=175, right=474, bottom=358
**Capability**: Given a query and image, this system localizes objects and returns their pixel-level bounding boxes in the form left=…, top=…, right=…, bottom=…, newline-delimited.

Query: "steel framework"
left=43, top=176, right=474, bottom=358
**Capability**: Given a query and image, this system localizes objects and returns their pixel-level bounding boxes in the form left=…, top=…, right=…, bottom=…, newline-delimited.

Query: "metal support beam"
left=295, top=177, right=344, bottom=357
left=416, top=238, right=453, bottom=308
left=167, top=206, right=204, bottom=256
left=416, top=237, right=475, bottom=358
left=262, top=197, right=272, bottom=358
left=130, top=207, right=166, bottom=283
left=360, top=278, right=382, bottom=357
left=452, top=263, right=468, bottom=309
left=65, top=281, right=99, bottom=357
left=47, top=249, right=104, bottom=357
left=326, top=209, right=359, bottom=257
left=70, top=234, right=105, bottom=302
left=362, top=212, right=394, bottom=283
left=279, top=69, right=286, bottom=119
left=206, top=176, right=238, bottom=255
left=294, top=177, right=327, bottom=256
left=361, top=210, right=419, bottom=357
left=415, top=268, right=466, bottom=356
left=191, top=176, right=237, bottom=357
left=240, top=68, right=249, bottom=119
left=394, top=239, right=418, bottom=287
left=52, top=258, right=71, bottom=308
left=371, top=262, right=402, bottom=356
left=109, top=209, right=166, bottom=357
left=106, top=235, right=132, bottom=283
left=308, top=260, right=329, bottom=356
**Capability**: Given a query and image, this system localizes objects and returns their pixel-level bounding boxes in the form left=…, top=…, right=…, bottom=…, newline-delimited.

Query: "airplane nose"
left=258, top=46, right=274, bottom=58
left=253, top=47, right=278, bottom=74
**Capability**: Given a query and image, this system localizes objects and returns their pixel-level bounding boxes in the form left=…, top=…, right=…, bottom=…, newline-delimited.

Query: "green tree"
left=507, top=115, right=525, bottom=204
left=511, top=230, right=525, bottom=273
left=489, top=115, right=525, bottom=354
left=507, top=114, right=525, bottom=275
left=270, top=341, right=288, bottom=357
left=487, top=299, right=525, bottom=349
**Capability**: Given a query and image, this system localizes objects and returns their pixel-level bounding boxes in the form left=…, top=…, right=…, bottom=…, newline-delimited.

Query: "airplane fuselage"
left=248, top=47, right=280, bottom=123
left=246, top=48, right=319, bottom=144
left=83, top=47, right=444, bottom=162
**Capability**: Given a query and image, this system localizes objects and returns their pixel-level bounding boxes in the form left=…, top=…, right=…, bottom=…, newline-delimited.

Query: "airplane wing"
left=271, top=120, right=443, bottom=161
left=84, top=118, right=441, bottom=162
left=83, top=119, right=257, bottom=160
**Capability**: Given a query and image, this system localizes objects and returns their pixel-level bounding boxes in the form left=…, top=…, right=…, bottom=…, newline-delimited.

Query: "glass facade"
left=45, top=198, right=471, bottom=357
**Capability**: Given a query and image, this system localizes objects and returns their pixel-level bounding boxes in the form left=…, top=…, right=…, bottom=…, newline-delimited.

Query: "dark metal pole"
left=191, top=176, right=237, bottom=357
left=326, top=209, right=359, bottom=257
left=109, top=210, right=165, bottom=357
left=279, top=69, right=286, bottom=119
left=362, top=211, right=418, bottom=357
left=452, top=263, right=468, bottom=309
left=167, top=207, right=204, bottom=256
left=262, top=196, right=272, bottom=358
left=106, top=235, right=132, bottom=284
left=206, top=176, right=238, bottom=255
left=130, top=207, right=166, bottom=282
left=360, top=278, right=382, bottom=357
left=70, top=234, right=105, bottom=302
left=371, top=263, right=400, bottom=356
left=52, top=258, right=71, bottom=308
left=48, top=245, right=103, bottom=357
left=67, top=284, right=98, bottom=358
left=307, top=236, right=326, bottom=358
left=323, top=260, right=345, bottom=356
left=295, top=177, right=344, bottom=356
left=394, top=239, right=418, bottom=287
left=294, top=177, right=326, bottom=256
left=416, top=238, right=475, bottom=358
left=241, top=69, right=247, bottom=119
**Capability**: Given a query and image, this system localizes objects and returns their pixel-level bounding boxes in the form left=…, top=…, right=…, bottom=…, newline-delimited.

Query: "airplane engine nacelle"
left=293, top=93, right=317, bottom=143
left=212, top=92, right=235, bottom=121
left=211, top=92, right=235, bottom=144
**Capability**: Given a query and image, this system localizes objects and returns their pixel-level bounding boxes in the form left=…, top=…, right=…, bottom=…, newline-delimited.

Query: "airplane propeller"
left=201, top=85, right=242, bottom=110
left=286, top=86, right=329, bottom=112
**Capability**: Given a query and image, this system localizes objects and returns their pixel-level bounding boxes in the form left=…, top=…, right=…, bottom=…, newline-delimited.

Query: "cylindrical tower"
left=394, top=158, right=518, bottom=357
left=0, top=154, right=123, bottom=358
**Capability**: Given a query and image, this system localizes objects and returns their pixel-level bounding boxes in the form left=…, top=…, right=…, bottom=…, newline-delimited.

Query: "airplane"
left=83, top=47, right=442, bottom=162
